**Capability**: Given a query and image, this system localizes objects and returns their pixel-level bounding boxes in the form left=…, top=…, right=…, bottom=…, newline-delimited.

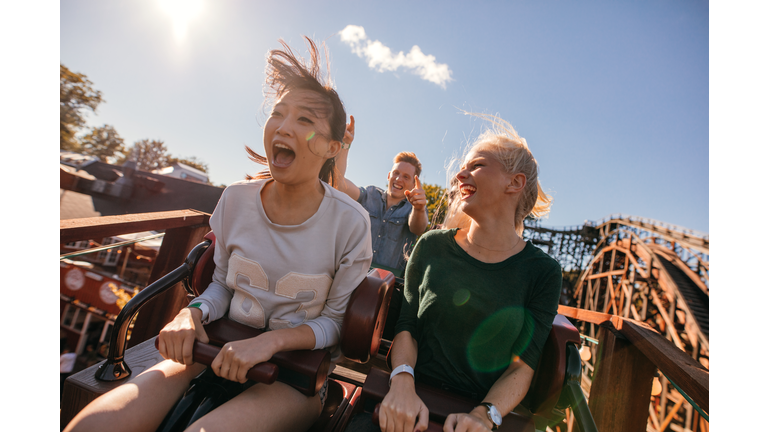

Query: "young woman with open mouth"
left=65, top=37, right=371, bottom=432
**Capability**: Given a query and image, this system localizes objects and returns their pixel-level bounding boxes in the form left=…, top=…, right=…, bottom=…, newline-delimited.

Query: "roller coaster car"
left=359, top=314, right=599, bottom=432
left=94, top=232, right=396, bottom=432
left=93, top=231, right=597, bottom=432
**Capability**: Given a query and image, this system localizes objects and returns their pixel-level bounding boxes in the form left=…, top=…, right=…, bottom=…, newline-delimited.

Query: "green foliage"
left=60, top=64, right=103, bottom=151
left=80, top=125, right=125, bottom=163
left=124, top=139, right=171, bottom=172
left=423, top=183, right=449, bottom=227
left=119, top=141, right=212, bottom=183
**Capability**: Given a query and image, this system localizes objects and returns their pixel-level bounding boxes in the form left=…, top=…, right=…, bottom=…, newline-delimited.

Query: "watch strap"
left=479, top=402, right=501, bottom=431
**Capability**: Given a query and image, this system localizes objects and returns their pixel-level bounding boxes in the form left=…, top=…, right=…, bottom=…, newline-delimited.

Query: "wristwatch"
left=479, top=402, right=502, bottom=431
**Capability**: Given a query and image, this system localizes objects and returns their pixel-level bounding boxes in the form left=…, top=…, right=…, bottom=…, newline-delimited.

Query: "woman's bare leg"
left=64, top=360, right=206, bottom=432
left=185, top=380, right=323, bottom=432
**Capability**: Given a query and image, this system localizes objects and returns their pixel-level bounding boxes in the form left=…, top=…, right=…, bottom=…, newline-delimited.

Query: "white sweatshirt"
left=192, top=178, right=372, bottom=355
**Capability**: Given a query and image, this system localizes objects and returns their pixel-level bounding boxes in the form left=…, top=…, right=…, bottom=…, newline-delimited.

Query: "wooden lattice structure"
left=571, top=216, right=709, bottom=432
left=523, top=220, right=601, bottom=272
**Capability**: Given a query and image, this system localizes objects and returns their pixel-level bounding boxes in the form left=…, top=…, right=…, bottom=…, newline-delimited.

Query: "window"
left=62, top=305, right=77, bottom=327
left=73, top=309, right=88, bottom=331
left=97, top=237, right=121, bottom=267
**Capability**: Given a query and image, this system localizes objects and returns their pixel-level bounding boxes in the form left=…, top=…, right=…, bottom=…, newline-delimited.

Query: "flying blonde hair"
left=442, top=113, right=552, bottom=236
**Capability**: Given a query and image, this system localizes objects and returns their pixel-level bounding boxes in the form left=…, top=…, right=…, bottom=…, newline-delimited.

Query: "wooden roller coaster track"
left=524, top=215, right=709, bottom=432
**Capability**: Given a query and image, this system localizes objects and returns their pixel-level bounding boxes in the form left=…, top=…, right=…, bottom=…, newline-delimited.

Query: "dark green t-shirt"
left=394, top=228, right=562, bottom=397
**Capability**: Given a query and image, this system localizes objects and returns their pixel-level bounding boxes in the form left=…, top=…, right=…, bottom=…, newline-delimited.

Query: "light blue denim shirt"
left=357, top=185, right=418, bottom=273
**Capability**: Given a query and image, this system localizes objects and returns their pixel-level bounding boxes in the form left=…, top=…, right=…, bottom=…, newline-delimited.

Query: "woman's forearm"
left=260, top=324, right=318, bottom=354
left=390, top=330, right=418, bottom=369
left=380, top=331, right=431, bottom=432
left=474, top=360, right=535, bottom=423
left=335, top=147, right=361, bottom=200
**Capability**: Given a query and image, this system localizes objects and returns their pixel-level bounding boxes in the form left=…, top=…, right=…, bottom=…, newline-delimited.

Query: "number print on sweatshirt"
left=227, top=254, right=269, bottom=328
left=226, top=253, right=332, bottom=330
left=270, top=272, right=333, bottom=330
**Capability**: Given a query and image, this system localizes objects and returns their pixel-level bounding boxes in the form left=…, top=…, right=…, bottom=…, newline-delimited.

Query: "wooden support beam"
left=622, top=281, right=633, bottom=318
left=604, top=277, right=619, bottom=315
left=649, top=289, right=685, bottom=350
left=659, top=395, right=685, bottom=431
left=588, top=326, right=657, bottom=432
left=586, top=269, right=627, bottom=279
left=559, top=305, right=613, bottom=326
left=648, top=403, right=661, bottom=431
left=592, top=277, right=602, bottom=315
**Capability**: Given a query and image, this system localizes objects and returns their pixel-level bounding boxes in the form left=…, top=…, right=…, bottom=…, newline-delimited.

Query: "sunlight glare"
left=158, top=0, right=203, bottom=42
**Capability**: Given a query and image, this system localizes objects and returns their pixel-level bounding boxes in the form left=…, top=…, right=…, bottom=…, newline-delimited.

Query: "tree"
left=423, top=183, right=449, bottom=227
left=60, top=64, right=103, bottom=151
left=125, top=139, right=171, bottom=172
left=119, top=140, right=212, bottom=183
left=80, top=125, right=126, bottom=163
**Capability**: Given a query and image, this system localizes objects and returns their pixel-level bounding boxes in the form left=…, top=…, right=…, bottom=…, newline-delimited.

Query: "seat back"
left=188, top=231, right=216, bottom=297
left=522, top=314, right=582, bottom=414
left=340, top=268, right=396, bottom=363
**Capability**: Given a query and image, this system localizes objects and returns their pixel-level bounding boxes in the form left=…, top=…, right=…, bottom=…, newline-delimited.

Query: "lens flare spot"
left=306, top=131, right=316, bottom=141
left=453, top=289, right=470, bottom=306
left=466, top=306, right=534, bottom=373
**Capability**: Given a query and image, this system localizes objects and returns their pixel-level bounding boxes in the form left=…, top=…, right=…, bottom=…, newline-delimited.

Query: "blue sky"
left=59, top=0, right=709, bottom=232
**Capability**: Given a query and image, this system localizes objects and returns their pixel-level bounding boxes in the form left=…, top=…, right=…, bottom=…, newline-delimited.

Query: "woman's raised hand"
left=379, top=373, right=430, bottom=432
left=343, top=115, right=355, bottom=148
left=157, top=307, right=209, bottom=365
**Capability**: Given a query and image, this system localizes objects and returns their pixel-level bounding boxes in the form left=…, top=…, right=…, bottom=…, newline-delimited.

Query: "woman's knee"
left=64, top=361, right=205, bottom=432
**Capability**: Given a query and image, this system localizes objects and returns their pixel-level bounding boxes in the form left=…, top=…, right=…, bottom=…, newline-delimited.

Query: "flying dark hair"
left=245, top=36, right=346, bottom=187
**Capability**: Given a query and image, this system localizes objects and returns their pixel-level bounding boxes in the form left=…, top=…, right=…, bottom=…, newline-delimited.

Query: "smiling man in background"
left=336, top=116, right=429, bottom=275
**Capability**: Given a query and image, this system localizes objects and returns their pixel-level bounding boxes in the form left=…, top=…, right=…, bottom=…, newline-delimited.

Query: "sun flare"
left=158, top=0, right=203, bottom=42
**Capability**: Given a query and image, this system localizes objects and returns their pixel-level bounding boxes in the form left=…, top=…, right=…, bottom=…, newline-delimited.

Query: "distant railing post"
left=588, top=326, right=656, bottom=432
left=126, top=224, right=210, bottom=347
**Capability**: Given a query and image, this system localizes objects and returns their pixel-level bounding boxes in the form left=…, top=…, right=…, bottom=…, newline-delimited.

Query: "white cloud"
left=339, top=25, right=453, bottom=89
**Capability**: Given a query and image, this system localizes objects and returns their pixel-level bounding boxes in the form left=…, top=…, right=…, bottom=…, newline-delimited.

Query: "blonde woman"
left=375, top=115, right=561, bottom=432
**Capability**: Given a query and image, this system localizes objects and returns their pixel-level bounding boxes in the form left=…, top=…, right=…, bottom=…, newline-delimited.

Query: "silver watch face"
left=488, top=405, right=502, bottom=424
